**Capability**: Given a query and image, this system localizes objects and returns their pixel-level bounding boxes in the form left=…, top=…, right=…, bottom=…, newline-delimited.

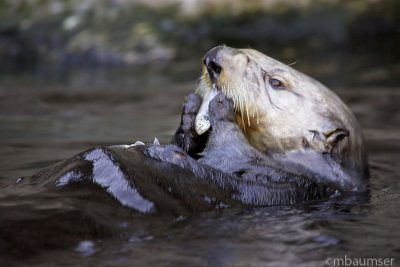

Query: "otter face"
left=198, top=46, right=308, bottom=127
left=196, top=46, right=362, bottom=159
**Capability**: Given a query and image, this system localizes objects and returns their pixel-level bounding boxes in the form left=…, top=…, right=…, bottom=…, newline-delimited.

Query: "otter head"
left=195, top=46, right=369, bottom=185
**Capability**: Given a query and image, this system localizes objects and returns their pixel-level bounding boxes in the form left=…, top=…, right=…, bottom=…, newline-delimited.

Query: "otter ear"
left=309, top=128, right=349, bottom=154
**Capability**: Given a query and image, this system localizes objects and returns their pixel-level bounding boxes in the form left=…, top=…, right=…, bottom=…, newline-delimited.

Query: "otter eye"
left=269, top=78, right=285, bottom=89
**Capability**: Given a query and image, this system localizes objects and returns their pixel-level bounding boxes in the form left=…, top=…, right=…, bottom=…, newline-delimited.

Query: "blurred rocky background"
left=0, top=0, right=399, bottom=86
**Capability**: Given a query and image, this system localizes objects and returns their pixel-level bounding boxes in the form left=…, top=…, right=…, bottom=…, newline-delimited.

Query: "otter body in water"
left=1, top=92, right=341, bottom=258
left=1, top=48, right=368, bottom=259
left=4, top=47, right=368, bottom=214
left=14, top=93, right=335, bottom=216
left=194, top=46, right=369, bottom=191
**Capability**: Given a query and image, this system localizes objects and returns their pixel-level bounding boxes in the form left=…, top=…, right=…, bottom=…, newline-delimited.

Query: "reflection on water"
left=0, top=62, right=399, bottom=266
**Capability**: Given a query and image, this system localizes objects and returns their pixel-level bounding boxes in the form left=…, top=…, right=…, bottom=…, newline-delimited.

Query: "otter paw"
left=171, top=93, right=209, bottom=156
left=209, top=92, right=236, bottom=122
left=181, top=93, right=202, bottom=131
left=183, top=93, right=202, bottom=115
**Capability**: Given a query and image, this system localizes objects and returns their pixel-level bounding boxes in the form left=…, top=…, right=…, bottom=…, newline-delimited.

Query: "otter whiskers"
left=196, top=75, right=261, bottom=132
left=219, top=79, right=260, bottom=129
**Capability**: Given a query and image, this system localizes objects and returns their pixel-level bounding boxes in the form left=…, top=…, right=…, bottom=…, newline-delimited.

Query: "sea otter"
left=193, top=46, right=369, bottom=191
left=0, top=49, right=369, bottom=260
left=3, top=47, right=368, bottom=212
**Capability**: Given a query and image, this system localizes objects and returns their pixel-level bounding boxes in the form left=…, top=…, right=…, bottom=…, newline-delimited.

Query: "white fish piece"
left=194, top=85, right=218, bottom=135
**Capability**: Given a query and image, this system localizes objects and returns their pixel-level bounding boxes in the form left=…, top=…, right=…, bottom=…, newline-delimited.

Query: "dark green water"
left=0, top=59, right=399, bottom=266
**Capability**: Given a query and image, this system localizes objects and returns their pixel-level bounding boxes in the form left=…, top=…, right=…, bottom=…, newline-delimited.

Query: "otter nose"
left=203, top=47, right=223, bottom=81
